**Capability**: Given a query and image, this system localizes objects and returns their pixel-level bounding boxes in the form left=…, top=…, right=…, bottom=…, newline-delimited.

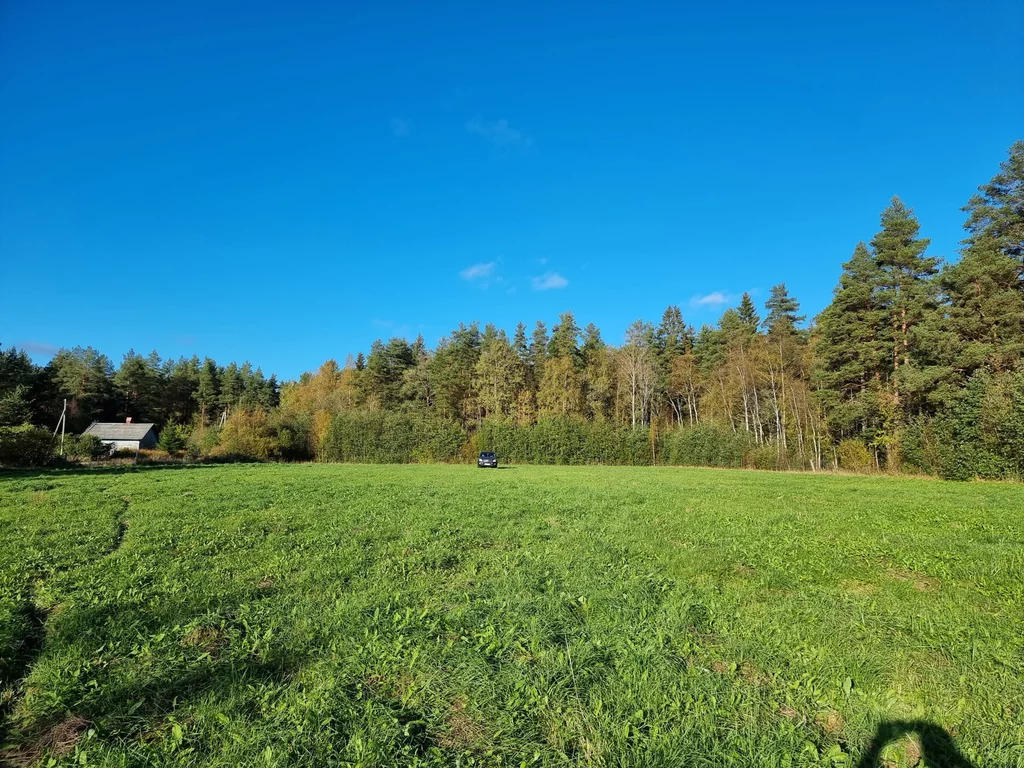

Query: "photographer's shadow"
left=856, top=720, right=976, bottom=768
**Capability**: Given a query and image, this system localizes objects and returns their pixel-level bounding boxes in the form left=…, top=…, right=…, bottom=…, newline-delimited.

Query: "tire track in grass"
left=105, top=495, right=131, bottom=556
left=1, top=479, right=133, bottom=759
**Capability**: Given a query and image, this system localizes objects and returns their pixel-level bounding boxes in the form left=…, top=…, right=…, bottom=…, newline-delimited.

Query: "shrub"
left=0, top=425, right=54, bottom=467
left=836, top=439, right=874, bottom=473
left=749, top=444, right=781, bottom=471
left=269, top=411, right=314, bottom=461
left=62, top=433, right=108, bottom=461
left=186, top=425, right=222, bottom=460
left=212, top=410, right=276, bottom=460
left=157, top=423, right=189, bottom=455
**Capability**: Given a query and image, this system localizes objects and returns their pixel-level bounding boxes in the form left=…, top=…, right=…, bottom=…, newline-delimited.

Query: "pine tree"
left=49, top=346, right=115, bottom=429
left=0, top=345, right=36, bottom=426
left=815, top=243, right=888, bottom=440
left=429, top=323, right=482, bottom=424
left=871, top=197, right=939, bottom=376
left=113, top=349, right=163, bottom=422
left=943, top=237, right=1024, bottom=373
left=763, top=284, right=805, bottom=336
left=963, top=140, right=1024, bottom=270
left=411, top=334, right=428, bottom=362
left=363, top=338, right=415, bottom=409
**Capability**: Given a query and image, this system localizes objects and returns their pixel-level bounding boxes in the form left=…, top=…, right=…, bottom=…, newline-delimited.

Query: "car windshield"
left=481, top=452, right=495, bottom=458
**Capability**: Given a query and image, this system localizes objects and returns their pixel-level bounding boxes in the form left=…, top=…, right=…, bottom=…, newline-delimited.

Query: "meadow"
left=1, top=464, right=1022, bottom=767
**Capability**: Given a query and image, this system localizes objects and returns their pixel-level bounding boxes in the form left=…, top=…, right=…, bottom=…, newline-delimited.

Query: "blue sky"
left=2, top=0, right=1021, bottom=380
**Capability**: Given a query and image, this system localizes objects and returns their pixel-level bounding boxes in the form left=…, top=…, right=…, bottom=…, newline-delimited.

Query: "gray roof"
left=83, top=422, right=156, bottom=440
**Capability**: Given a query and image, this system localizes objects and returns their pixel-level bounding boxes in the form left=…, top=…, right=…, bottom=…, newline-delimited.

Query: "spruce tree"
left=581, top=323, right=604, bottom=361
left=655, top=306, right=688, bottom=356
left=196, top=358, right=220, bottom=424
left=737, top=293, right=760, bottom=333
left=529, top=321, right=548, bottom=383
left=512, top=323, right=530, bottom=362
left=548, top=311, right=581, bottom=362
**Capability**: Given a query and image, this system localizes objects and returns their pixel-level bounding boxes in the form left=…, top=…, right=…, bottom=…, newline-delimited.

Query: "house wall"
left=102, top=440, right=141, bottom=452
left=140, top=431, right=158, bottom=449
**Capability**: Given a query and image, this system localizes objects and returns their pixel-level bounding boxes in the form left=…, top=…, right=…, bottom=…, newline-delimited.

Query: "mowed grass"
left=1, top=465, right=1022, bottom=767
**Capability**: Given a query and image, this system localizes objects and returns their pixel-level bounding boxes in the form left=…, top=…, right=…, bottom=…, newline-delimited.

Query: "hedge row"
left=473, top=418, right=654, bottom=465
left=321, top=412, right=465, bottom=464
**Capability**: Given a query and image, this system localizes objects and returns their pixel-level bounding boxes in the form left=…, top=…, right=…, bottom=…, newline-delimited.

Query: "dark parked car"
left=477, top=451, right=498, bottom=468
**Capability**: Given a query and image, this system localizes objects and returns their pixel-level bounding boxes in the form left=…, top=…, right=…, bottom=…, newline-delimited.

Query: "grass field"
left=1, top=464, right=1022, bottom=767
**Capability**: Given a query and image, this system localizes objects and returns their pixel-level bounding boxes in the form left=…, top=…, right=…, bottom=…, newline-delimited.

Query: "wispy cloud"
left=391, top=118, right=411, bottom=137
left=466, top=118, right=532, bottom=149
left=14, top=341, right=58, bottom=357
left=532, top=272, right=569, bottom=291
left=690, top=291, right=733, bottom=307
left=371, top=319, right=412, bottom=337
left=460, top=261, right=497, bottom=281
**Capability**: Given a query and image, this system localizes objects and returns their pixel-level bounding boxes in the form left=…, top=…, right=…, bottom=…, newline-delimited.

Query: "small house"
left=83, top=419, right=158, bottom=452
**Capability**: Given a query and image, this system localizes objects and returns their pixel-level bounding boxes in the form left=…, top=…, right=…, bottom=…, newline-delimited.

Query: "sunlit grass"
left=1, top=464, right=1022, bottom=766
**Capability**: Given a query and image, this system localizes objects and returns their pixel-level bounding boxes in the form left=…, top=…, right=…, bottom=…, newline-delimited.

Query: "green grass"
left=1, top=464, right=1022, bottom=767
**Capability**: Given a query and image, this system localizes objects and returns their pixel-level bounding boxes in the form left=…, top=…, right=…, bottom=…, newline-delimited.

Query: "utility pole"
left=52, top=399, right=68, bottom=456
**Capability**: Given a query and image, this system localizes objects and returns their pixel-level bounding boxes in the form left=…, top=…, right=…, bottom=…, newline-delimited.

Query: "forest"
left=2, top=141, right=1022, bottom=480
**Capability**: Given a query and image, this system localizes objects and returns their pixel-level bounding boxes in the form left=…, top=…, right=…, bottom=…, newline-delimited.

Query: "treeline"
left=0, top=349, right=279, bottom=432
left=2, top=141, right=1022, bottom=479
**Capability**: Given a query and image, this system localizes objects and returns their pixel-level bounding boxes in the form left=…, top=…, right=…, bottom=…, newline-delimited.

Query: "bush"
left=269, top=411, right=314, bottom=461
left=920, top=369, right=1022, bottom=481
left=158, top=423, right=189, bottom=455
left=62, top=433, right=108, bottom=461
left=836, top=439, right=874, bottom=473
left=186, top=425, right=222, bottom=460
left=212, top=410, right=276, bottom=460
left=0, top=425, right=54, bottom=467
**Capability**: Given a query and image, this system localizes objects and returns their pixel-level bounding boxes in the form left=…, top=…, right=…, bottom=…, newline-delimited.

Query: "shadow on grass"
left=0, top=462, right=225, bottom=480
left=0, top=602, right=47, bottom=748
left=856, top=720, right=976, bottom=768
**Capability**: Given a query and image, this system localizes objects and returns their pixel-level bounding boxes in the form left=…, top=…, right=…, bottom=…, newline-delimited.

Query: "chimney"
left=125, top=417, right=132, bottom=424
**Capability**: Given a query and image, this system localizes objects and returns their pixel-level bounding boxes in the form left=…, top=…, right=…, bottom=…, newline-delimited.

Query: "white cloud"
left=14, top=341, right=58, bottom=357
left=466, top=118, right=532, bottom=148
left=460, top=262, right=496, bottom=281
left=690, top=291, right=733, bottom=307
left=391, top=118, right=411, bottom=137
left=532, top=272, right=569, bottom=291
